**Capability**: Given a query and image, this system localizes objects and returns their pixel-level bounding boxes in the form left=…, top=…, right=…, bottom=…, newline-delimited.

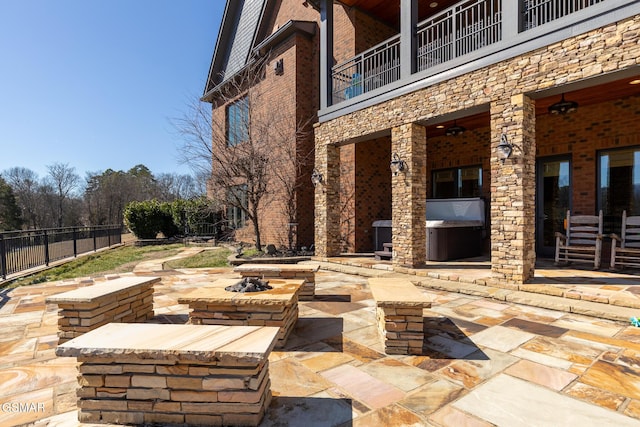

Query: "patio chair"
left=555, top=210, right=603, bottom=269
left=610, top=210, right=640, bottom=269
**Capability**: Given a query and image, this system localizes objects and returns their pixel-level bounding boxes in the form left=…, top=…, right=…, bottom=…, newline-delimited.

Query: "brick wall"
left=338, top=136, right=392, bottom=253
left=208, top=0, right=321, bottom=249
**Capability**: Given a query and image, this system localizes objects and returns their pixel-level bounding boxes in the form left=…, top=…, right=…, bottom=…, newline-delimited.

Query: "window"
left=227, top=184, right=248, bottom=229
left=433, top=166, right=482, bottom=198
left=226, top=96, right=249, bottom=147
left=598, top=147, right=640, bottom=233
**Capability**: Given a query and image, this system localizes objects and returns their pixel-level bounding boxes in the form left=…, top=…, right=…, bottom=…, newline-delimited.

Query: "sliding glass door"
left=536, top=157, right=571, bottom=257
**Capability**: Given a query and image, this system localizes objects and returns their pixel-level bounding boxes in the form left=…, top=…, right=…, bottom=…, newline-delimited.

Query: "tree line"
left=0, top=162, right=209, bottom=232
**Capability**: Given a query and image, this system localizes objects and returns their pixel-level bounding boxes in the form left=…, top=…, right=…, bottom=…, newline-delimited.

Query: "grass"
left=4, top=244, right=186, bottom=289
left=164, top=247, right=233, bottom=269
left=2, top=242, right=263, bottom=290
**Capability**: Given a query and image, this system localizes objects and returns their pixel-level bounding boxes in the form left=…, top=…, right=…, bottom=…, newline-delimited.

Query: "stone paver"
left=1, top=248, right=640, bottom=426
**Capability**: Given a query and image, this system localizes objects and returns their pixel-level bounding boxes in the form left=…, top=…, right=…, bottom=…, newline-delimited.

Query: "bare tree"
left=4, top=167, right=41, bottom=228
left=46, top=162, right=80, bottom=227
left=174, top=54, right=314, bottom=251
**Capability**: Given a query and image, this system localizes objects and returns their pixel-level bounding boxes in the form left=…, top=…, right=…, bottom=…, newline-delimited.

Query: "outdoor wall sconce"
left=496, top=133, right=513, bottom=163
left=311, top=168, right=323, bottom=186
left=548, top=94, right=578, bottom=115
left=390, top=153, right=406, bottom=176
left=274, top=58, right=284, bottom=76
left=445, top=120, right=466, bottom=136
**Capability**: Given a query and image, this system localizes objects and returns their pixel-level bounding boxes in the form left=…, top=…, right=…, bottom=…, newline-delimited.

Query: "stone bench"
left=46, top=276, right=160, bottom=343
left=178, top=278, right=304, bottom=348
left=56, top=323, right=279, bottom=426
left=368, top=278, right=432, bottom=355
left=233, top=263, right=319, bottom=300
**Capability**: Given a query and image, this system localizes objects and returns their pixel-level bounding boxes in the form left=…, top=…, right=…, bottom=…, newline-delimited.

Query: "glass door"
left=536, top=157, right=571, bottom=257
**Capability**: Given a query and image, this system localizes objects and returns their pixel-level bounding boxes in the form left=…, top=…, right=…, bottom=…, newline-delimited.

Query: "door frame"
left=535, top=155, right=573, bottom=258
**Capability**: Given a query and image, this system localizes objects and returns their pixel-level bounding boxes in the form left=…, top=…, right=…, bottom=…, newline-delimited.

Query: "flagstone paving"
left=1, top=249, right=640, bottom=426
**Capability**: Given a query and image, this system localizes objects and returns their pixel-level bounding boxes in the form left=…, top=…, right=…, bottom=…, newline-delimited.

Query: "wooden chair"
left=610, top=210, right=640, bottom=269
left=555, top=210, right=603, bottom=269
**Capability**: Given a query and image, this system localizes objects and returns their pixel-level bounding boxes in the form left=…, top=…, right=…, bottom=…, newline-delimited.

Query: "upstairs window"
left=226, top=96, right=249, bottom=147
left=433, top=166, right=483, bottom=198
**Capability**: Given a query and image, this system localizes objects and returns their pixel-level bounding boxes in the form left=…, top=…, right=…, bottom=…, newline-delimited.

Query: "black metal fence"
left=0, top=225, right=122, bottom=280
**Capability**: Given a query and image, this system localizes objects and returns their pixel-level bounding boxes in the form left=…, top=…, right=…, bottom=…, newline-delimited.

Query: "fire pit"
left=178, top=278, right=304, bottom=348
left=225, top=277, right=272, bottom=293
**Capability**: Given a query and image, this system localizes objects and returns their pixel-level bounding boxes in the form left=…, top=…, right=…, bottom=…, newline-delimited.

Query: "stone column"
left=314, top=134, right=341, bottom=258
left=490, top=94, right=536, bottom=284
left=391, top=123, right=427, bottom=268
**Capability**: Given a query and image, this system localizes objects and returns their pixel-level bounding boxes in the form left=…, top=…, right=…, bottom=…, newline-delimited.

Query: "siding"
left=223, top=0, right=266, bottom=80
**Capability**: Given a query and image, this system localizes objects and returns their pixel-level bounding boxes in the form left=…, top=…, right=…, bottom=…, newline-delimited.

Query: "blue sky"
left=0, top=0, right=225, bottom=181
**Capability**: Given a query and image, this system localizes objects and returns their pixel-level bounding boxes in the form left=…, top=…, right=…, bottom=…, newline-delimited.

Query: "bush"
left=158, top=202, right=180, bottom=238
left=124, top=198, right=222, bottom=240
left=124, top=200, right=163, bottom=239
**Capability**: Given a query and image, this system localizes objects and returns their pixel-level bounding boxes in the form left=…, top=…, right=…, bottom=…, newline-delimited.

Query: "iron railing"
left=417, top=0, right=502, bottom=72
left=330, top=0, right=607, bottom=104
left=523, top=0, right=605, bottom=30
left=0, top=225, right=122, bottom=280
left=331, top=35, right=401, bottom=103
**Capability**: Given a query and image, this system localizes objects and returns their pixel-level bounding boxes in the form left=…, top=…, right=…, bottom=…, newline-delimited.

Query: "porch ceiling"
left=339, top=0, right=459, bottom=28
left=425, top=75, right=640, bottom=137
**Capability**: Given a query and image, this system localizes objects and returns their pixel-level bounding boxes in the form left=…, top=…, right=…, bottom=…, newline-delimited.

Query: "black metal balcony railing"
left=330, top=0, right=607, bottom=105
left=332, top=35, right=401, bottom=104
left=523, top=0, right=605, bottom=29
left=417, top=0, right=502, bottom=72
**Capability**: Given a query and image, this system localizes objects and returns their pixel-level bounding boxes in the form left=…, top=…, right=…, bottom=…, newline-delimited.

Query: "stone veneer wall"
left=315, top=15, right=640, bottom=283
left=391, top=124, right=427, bottom=267
left=489, top=95, right=537, bottom=283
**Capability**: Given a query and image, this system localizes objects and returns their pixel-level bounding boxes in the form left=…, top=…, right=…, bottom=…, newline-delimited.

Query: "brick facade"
left=207, top=0, right=396, bottom=251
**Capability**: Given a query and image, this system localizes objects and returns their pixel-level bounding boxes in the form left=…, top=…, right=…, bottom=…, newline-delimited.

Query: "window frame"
left=432, top=165, right=483, bottom=199
left=226, top=96, right=249, bottom=147
left=226, top=184, right=248, bottom=229
left=597, top=145, right=640, bottom=234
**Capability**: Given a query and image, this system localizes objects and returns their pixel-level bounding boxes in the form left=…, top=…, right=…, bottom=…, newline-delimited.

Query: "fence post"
left=0, top=234, right=6, bottom=280
left=73, top=227, right=78, bottom=257
left=44, top=230, right=50, bottom=266
left=93, top=227, right=97, bottom=252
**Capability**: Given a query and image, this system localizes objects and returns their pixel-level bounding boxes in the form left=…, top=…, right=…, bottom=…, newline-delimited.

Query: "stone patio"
left=2, top=248, right=640, bottom=426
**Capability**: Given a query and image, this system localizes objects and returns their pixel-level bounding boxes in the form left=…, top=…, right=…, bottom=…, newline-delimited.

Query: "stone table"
left=178, top=278, right=304, bottom=348
left=233, top=263, right=320, bottom=300
left=46, top=276, right=160, bottom=343
left=56, top=322, right=279, bottom=426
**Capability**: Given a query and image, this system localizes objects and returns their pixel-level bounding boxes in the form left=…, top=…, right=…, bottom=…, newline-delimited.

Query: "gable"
left=224, top=0, right=265, bottom=79
left=203, top=0, right=268, bottom=99
left=202, top=0, right=318, bottom=103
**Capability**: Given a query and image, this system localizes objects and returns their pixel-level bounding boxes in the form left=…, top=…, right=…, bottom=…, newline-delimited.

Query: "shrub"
left=158, top=202, right=180, bottom=238
left=124, top=198, right=223, bottom=240
left=124, top=200, right=163, bottom=239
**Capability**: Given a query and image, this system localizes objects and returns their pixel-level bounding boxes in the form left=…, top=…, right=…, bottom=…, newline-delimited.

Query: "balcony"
left=328, top=0, right=615, bottom=109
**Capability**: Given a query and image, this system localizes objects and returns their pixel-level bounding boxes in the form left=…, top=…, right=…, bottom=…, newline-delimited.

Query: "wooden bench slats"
left=556, top=210, right=603, bottom=269
left=611, top=210, right=640, bottom=269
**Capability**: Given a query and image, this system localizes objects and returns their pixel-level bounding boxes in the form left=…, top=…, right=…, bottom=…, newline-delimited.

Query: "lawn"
left=3, top=244, right=187, bottom=289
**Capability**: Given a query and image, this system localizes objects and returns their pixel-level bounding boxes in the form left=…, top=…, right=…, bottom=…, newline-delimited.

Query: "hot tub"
left=426, top=198, right=485, bottom=261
